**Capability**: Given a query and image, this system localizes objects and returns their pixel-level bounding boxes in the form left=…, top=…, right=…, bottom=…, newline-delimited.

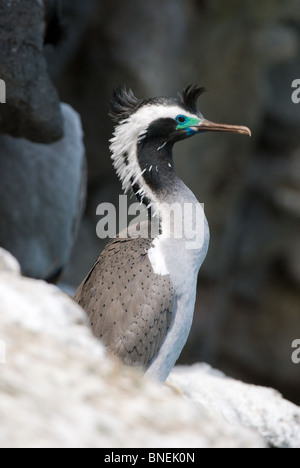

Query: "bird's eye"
left=175, top=115, right=187, bottom=124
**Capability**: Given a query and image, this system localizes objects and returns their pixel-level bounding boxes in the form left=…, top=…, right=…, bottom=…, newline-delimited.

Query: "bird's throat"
left=136, top=138, right=177, bottom=198
left=134, top=139, right=204, bottom=248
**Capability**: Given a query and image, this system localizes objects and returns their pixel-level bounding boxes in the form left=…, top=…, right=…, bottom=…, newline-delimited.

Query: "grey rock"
left=0, top=256, right=265, bottom=448
left=0, top=104, right=86, bottom=280
left=169, top=364, right=300, bottom=448
left=45, top=0, right=99, bottom=78
left=0, top=0, right=63, bottom=142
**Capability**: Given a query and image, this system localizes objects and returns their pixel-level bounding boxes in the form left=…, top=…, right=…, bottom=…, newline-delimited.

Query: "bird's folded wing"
left=74, top=235, right=174, bottom=369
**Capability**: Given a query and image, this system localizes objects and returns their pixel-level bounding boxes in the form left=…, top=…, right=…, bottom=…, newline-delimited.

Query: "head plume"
left=178, top=85, right=207, bottom=115
left=109, top=86, right=142, bottom=123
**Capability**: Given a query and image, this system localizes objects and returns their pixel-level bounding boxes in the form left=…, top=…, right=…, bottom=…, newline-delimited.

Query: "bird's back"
left=74, top=223, right=175, bottom=369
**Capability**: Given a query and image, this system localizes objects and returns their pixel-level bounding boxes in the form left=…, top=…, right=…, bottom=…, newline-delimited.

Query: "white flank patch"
left=147, top=237, right=169, bottom=276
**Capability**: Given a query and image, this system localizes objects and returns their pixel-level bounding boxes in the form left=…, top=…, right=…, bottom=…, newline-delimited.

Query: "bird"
left=74, top=85, right=251, bottom=382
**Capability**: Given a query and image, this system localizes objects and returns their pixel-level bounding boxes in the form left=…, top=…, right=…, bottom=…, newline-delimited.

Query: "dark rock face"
left=0, top=104, right=86, bottom=280
left=0, top=0, right=63, bottom=142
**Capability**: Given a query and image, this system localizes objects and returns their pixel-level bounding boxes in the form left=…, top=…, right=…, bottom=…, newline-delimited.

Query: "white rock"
left=168, top=364, right=300, bottom=448
left=0, top=255, right=264, bottom=448
left=0, top=248, right=21, bottom=274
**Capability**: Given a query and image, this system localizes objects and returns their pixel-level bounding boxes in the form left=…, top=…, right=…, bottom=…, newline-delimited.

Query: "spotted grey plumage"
left=75, top=224, right=174, bottom=367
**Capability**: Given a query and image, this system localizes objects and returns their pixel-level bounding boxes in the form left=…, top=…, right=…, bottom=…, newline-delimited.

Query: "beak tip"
left=243, top=126, right=252, bottom=137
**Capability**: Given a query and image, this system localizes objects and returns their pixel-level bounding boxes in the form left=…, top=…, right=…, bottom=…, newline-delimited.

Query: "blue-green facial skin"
left=175, top=115, right=201, bottom=136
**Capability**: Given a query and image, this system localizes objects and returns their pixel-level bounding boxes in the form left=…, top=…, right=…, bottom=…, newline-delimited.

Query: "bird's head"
left=109, top=86, right=251, bottom=203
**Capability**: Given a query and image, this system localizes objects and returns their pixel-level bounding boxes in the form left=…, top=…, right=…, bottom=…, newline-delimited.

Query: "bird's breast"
left=147, top=201, right=210, bottom=293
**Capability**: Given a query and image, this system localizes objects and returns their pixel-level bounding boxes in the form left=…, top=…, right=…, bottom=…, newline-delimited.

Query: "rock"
left=2, top=249, right=300, bottom=448
left=168, top=364, right=300, bottom=448
left=0, top=104, right=86, bottom=280
left=0, top=253, right=265, bottom=448
left=0, top=248, right=21, bottom=275
left=45, top=0, right=99, bottom=78
left=0, top=0, right=63, bottom=142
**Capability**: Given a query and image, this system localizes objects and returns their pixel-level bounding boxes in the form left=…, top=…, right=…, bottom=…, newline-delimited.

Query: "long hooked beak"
left=193, top=120, right=251, bottom=136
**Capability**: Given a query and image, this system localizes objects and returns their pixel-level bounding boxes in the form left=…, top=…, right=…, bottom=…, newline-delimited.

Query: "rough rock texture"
left=0, top=249, right=265, bottom=449
left=0, top=104, right=86, bottom=280
left=0, top=0, right=63, bottom=142
left=169, top=364, right=300, bottom=449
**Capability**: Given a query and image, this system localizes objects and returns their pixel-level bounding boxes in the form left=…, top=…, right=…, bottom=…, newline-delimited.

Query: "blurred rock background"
left=0, top=0, right=300, bottom=405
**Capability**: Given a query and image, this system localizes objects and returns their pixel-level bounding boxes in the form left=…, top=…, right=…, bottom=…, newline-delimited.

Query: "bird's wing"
left=74, top=234, right=174, bottom=369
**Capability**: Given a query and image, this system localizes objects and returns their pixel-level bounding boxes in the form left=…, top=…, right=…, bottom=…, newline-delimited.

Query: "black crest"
left=178, top=85, right=207, bottom=115
left=109, top=85, right=207, bottom=123
left=109, top=86, right=141, bottom=123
